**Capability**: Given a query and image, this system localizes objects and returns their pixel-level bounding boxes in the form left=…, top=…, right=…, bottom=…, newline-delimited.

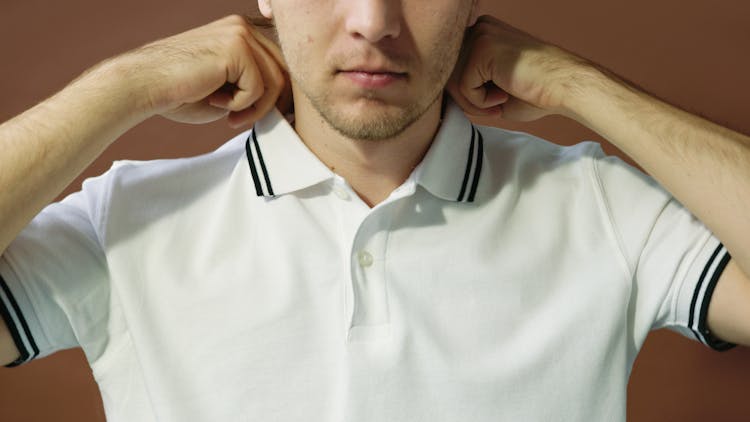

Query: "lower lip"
left=341, top=71, right=406, bottom=89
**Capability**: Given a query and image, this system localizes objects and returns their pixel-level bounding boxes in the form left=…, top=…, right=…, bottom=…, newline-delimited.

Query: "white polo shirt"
left=0, top=101, right=734, bottom=421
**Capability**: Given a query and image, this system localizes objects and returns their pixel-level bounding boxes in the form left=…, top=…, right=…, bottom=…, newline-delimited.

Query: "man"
left=0, top=0, right=748, bottom=420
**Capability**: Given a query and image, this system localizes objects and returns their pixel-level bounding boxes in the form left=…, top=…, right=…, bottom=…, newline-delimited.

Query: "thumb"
left=447, top=79, right=509, bottom=117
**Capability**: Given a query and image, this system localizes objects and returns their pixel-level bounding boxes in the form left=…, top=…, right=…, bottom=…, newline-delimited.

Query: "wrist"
left=559, top=64, right=643, bottom=127
left=71, top=57, right=157, bottom=125
left=558, top=64, right=607, bottom=120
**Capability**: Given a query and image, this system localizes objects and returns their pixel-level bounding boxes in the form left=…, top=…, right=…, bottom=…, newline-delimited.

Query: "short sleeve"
left=590, top=144, right=735, bottom=351
left=0, top=173, right=111, bottom=367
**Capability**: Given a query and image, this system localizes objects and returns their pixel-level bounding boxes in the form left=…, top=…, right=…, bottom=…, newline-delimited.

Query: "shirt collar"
left=415, top=99, right=484, bottom=203
left=244, top=99, right=484, bottom=203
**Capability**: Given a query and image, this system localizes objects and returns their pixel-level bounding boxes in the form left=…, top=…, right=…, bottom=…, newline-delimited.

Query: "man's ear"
left=258, top=0, right=273, bottom=19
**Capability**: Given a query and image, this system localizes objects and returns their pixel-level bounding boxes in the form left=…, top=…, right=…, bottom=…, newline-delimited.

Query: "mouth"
left=337, top=69, right=408, bottom=89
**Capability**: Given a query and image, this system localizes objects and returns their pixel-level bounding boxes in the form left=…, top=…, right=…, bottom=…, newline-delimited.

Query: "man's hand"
left=450, top=15, right=750, bottom=349
left=101, top=14, right=291, bottom=128
left=0, top=14, right=291, bottom=256
left=447, top=15, right=594, bottom=122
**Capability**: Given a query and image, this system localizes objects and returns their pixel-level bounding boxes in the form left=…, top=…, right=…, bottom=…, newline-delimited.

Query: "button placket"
left=332, top=175, right=411, bottom=342
left=348, top=206, right=393, bottom=340
left=331, top=177, right=372, bottom=339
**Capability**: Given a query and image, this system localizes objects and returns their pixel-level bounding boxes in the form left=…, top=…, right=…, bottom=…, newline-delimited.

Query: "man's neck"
left=293, top=95, right=444, bottom=208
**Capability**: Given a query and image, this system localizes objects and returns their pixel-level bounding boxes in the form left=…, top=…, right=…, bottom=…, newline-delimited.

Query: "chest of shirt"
left=94, top=176, right=631, bottom=421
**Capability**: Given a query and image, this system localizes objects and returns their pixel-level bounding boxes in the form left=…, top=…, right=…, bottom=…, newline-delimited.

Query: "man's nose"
left=344, top=0, right=402, bottom=42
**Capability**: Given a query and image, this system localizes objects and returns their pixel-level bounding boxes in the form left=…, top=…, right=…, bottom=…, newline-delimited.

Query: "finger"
left=237, top=53, right=283, bottom=126
left=447, top=73, right=507, bottom=117
left=481, top=82, right=510, bottom=107
left=162, top=100, right=230, bottom=124
left=207, top=82, right=238, bottom=108
left=222, top=40, right=266, bottom=111
left=247, top=24, right=289, bottom=73
left=245, top=36, right=285, bottom=106
left=225, top=40, right=284, bottom=127
left=456, top=46, right=505, bottom=112
left=211, top=29, right=284, bottom=113
left=247, top=27, right=293, bottom=114
left=446, top=85, right=501, bottom=117
left=226, top=104, right=259, bottom=129
left=459, top=73, right=502, bottom=111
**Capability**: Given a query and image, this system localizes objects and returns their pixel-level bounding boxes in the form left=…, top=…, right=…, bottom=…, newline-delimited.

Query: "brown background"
left=0, top=0, right=749, bottom=420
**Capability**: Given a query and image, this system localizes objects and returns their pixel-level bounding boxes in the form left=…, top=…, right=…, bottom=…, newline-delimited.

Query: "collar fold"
left=416, top=100, right=484, bottom=203
left=245, top=109, right=333, bottom=197
left=244, top=100, right=484, bottom=203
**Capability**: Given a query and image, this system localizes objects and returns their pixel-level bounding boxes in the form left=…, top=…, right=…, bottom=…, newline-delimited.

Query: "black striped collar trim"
left=455, top=126, right=484, bottom=203
left=243, top=109, right=333, bottom=198
left=244, top=101, right=485, bottom=203
left=415, top=99, right=486, bottom=203
left=245, top=129, right=275, bottom=197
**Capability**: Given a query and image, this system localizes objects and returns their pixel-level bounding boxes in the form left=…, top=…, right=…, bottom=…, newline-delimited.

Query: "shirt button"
left=357, top=251, right=374, bottom=268
left=333, top=186, right=350, bottom=200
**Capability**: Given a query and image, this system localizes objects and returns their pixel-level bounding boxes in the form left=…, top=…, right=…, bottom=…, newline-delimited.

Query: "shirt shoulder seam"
left=586, top=143, right=635, bottom=281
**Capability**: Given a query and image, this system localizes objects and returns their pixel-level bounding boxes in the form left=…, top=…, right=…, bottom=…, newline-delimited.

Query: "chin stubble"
left=281, top=5, right=469, bottom=142
left=304, top=86, right=442, bottom=142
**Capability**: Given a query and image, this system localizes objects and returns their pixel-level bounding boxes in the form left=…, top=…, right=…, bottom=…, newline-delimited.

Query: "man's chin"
left=341, top=95, right=408, bottom=112
left=327, top=115, right=413, bottom=141
left=321, top=105, right=421, bottom=141
left=300, top=81, right=439, bottom=141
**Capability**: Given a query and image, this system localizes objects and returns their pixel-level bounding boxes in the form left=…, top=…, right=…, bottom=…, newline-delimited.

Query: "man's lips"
left=338, top=70, right=407, bottom=89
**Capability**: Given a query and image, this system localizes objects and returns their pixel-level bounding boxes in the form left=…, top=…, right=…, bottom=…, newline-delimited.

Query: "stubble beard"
left=301, top=81, right=442, bottom=142
left=281, top=14, right=468, bottom=142
left=280, top=9, right=465, bottom=141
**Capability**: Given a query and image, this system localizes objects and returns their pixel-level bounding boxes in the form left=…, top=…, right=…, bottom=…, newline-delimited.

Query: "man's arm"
left=0, top=317, right=20, bottom=366
left=448, top=15, right=750, bottom=346
left=0, top=15, right=287, bottom=255
left=0, top=15, right=287, bottom=362
left=563, top=61, right=750, bottom=347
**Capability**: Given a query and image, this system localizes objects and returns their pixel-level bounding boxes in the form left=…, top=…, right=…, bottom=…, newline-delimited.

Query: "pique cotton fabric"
left=0, top=101, right=732, bottom=421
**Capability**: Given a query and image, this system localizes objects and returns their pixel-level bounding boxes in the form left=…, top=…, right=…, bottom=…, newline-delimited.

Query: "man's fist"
left=448, top=15, right=596, bottom=122
left=100, top=14, right=290, bottom=129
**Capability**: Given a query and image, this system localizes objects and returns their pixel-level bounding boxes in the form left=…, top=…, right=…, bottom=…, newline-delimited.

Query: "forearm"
left=0, top=60, right=149, bottom=254
left=0, top=15, right=290, bottom=256
left=566, top=67, right=750, bottom=275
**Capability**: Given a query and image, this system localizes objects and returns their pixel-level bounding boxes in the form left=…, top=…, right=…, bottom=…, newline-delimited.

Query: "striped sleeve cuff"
left=0, top=270, right=42, bottom=367
left=677, top=238, right=736, bottom=351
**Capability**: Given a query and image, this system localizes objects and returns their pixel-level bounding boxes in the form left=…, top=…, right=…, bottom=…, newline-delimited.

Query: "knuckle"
left=231, top=96, right=253, bottom=112
left=244, top=85, right=264, bottom=105
left=232, top=102, right=250, bottom=113
left=457, top=79, right=472, bottom=95
left=225, top=25, right=249, bottom=44
left=224, top=14, right=248, bottom=26
left=222, top=32, right=250, bottom=56
left=218, top=21, right=251, bottom=41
